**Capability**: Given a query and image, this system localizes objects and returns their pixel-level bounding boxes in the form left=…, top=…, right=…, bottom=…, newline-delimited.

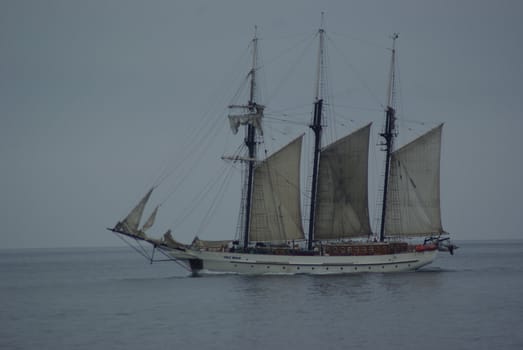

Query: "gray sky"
left=1, top=0, right=522, bottom=249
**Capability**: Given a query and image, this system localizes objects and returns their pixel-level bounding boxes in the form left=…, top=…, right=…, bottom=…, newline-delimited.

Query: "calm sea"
left=1, top=240, right=522, bottom=350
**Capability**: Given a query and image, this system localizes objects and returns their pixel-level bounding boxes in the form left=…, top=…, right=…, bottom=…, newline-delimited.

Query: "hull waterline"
left=165, top=249, right=438, bottom=275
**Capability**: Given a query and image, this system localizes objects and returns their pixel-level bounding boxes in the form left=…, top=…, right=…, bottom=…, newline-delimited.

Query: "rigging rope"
left=167, top=157, right=238, bottom=232
left=145, top=42, right=253, bottom=191
left=264, top=33, right=317, bottom=106
left=326, top=34, right=385, bottom=110
left=158, top=117, right=229, bottom=206
left=196, top=162, right=237, bottom=235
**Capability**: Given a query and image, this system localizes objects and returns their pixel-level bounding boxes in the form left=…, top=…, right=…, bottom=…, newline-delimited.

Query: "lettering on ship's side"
left=224, top=256, right=242, bottom=260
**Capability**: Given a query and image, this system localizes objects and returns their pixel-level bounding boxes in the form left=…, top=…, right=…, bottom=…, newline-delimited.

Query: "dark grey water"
left=1, top=241, right=522, bottom=350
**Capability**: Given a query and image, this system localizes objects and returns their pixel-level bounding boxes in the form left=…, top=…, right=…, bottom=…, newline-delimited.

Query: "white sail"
left=314, top=124, right=372, bottom=239
left=228, top=112, right=263, bottom=135
left=249, top=135, right=304, bottom=242
left=385, top=124, right=444, bottom=236
left=120, top=187, right=154, bottom=234
left=141, top=205, right=159, bottom=232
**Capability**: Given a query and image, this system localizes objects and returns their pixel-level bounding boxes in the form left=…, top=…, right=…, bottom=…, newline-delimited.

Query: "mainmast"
left=242, top=27, right=263, bottom=249
left=379, top=33, right=399, bottom=242
left=307, top=18, right=325, bottom=250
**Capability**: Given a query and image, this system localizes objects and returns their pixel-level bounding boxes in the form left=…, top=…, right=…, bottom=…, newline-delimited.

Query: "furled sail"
left=228, top=112, right=263, bottom=135
left=314, top=124, right=372, bottom=240
left=141, top=205, right=159, bottom=232
left=249, top=135, right=304, bottom=242
left=385, top=124, right=444, bottom=236
left=191, top=237, right=231, bottom=250
left=162, top=230, right=186, bottom=249
left=117, top=187, right=154, bottom=235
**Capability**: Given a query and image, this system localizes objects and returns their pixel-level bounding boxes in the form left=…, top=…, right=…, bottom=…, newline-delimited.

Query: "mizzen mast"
left=379, top=33, right=399, bottom=242
left=307, top=17, right=326, bottom=250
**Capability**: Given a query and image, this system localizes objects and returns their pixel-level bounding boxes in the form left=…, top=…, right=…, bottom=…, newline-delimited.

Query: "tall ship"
left=109, top=24, right=455, bottom=275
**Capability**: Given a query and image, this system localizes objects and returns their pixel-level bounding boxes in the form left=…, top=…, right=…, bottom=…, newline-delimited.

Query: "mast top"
left=314, top=16, right=326, bottom=102
left=387, top=33, right=399, bottom=108
left=249, top=26, right=259, bottom=106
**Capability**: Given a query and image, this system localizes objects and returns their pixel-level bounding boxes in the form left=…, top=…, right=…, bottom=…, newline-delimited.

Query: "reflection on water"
left=220, top=261, right=453, bottom=307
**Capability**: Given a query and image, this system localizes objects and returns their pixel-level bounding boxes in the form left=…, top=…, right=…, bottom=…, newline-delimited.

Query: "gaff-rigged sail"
left=249, top=135, right=304, bottom=242
left=314, top=124, right=373, bottom=239
left=385, top=124, right=444, bottom=237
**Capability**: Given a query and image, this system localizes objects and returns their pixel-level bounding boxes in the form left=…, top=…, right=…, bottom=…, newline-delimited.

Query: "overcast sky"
left=1, top=0, right=522, bottom=249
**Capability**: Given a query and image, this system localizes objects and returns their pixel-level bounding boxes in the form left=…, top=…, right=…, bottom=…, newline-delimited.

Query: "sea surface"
left=1, top=240, right=522, bottom=350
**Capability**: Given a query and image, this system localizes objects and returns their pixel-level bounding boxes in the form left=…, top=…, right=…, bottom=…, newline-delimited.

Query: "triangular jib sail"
left=249, top=135, right=305, bottom=242
left=141, top=205, right=159, bottom=232
left=314, top=123, right=373, bottom=239
left=385, top=124, right=444, bottom=237
left=114, top=187, right=154, bottom=236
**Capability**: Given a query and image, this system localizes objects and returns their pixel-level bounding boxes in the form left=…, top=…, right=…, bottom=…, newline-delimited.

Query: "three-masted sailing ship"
left=109, top=26, right=455, bottom=275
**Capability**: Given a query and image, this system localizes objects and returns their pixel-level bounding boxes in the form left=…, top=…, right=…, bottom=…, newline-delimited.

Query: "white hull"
left=165, top=248, right=438, bottom=275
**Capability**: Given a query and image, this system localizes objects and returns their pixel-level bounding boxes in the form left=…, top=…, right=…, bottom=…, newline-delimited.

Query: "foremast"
left=228, top=28, right=264, bottom=250
left=307, top=21, right=326, bottom=250
left=379, top=33, right=399, bottom=242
